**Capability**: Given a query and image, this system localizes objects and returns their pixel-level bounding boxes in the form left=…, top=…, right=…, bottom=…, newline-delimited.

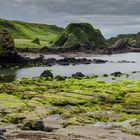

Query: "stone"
left=0, top=29, right=15, bottom=57
left=40, top=70, right=53, bottom=78
left=33, top=120, right=45, bottom=131
left=72, top=72, right=85, bottom=78
left=21, top=122, right=33, bottom=130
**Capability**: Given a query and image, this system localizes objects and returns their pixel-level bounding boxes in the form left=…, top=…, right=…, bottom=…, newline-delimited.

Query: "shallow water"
left=0, top=53, right=140, bottom=81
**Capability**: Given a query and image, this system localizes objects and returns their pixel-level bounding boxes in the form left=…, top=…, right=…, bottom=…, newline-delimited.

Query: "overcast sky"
left=0, top=0, right=140, bottom=38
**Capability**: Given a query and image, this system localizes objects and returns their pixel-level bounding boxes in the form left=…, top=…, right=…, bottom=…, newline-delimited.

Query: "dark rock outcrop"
left=106, top=39, right=131, bottom=54
left=136, top=32, right=140, bottom=47
left=0, top=29, right=15, bottom=57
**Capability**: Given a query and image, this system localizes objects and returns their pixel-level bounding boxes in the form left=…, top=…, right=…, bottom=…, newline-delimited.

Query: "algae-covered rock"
left=54, top=23, right=106, bottom=49
left=0, top=29, right=15, bottom=57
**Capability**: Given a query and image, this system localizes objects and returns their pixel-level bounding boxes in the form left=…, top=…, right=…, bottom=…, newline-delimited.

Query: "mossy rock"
left=0, top=29, right=15, bottom=56
left=54, top=23, right=106, bottom=49
left=32, top=38, right=41, bottom=45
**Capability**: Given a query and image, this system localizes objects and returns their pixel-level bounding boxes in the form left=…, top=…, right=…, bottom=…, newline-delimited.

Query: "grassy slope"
left=0, top=18, right=64, bottom=48
left=0, top=77, right=139, bottom=126
left=108, top=34, right=136, bottom=45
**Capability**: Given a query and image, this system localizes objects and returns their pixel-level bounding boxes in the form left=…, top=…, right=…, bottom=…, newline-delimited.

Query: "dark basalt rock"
left=0, top=129, right=6, bottom=140
left=55, top=75, right=65, bottom=81
left=93, top=59, right=108, bottom=63
left=111, top=72, right=123, bottom=77
left=72, top=72, right=85, bottom=78
left=0, top=29, right=15, bottom=57
left=21, top=122, right=33, bottom=130
left=40, top=70, right=53, bottom=78
left=33, top=120, right=45, bottom=131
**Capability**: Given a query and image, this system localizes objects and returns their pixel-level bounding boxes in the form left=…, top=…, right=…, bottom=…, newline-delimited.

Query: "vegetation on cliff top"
left=0, top=77, right=139, bottom=125
left=0, top=18, right=64, bottom=48
left=54, top=23, right=106, bottom=48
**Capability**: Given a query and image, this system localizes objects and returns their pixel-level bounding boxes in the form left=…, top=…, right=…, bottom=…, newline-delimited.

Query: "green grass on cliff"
left=0, top=18, right=64, bottom=48
left=54, top=23, right=106, bottom=48
left=0, top=77, right=139, bottom=125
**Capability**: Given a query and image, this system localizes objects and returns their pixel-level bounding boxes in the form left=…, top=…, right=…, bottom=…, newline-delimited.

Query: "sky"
left=0, top=0, right=140, bottom=38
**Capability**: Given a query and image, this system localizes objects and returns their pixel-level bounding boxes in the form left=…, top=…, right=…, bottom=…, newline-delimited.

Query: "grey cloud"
left=0, top=0, right=140, bottom=37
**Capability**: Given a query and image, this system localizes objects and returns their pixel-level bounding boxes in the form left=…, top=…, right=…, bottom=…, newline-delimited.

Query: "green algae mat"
left=0, top=77, right=140, bottom=125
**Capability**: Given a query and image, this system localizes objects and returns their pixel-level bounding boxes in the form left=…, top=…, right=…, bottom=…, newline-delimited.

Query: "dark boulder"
left=72, top=72, right=85, bottom=78
left=111, top=72, right=123, bottom=77
left=0, top=129, right=6, bottom=140
left=93, top=59, right=107, bottom=63
left=40, top=70, right=53, bottom=78
left=33, top=120, right=45, bottom=131
left=21, top=122, right=33, bottom=130
left=55, top=75, right=65, bottom=81
left=0, top=29, right=15, bottom=57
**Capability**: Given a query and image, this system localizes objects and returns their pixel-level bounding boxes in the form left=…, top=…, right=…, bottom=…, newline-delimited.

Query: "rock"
left=33, top=120, right=45, bottom=131
left=108, top=39, right=130, bottom=53
left=0, top=29, right=15, bottom=57
left=93, top=59, right=107, bottom=63
left=55, top=75, right=65, bottom=81
left=40, top=70, right=53, bottom=78
left=44, top=126, right=57, bottom=132
left=136, top=32, right=140, bottom=46
left=72, top=72, right=85, bottom=78
left=32, top=38, right=41, bottom=45
left=21, top=122, right=33, bottom=130
left=111, top=72, right=123, bottom=77
left=0, top=130, right=6, bottom=140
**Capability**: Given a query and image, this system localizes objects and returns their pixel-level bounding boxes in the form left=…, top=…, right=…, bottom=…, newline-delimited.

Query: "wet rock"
left=93, top=59, right=107, bottom=63
left=0, top=29, right=15, bottom=57
left=44, top=126, right=57, bottom=132
left=40, top=70, right=53, bottom=78
left=33, top=120, right=45, bottom=131
left=111, top=72, right=123, bottom=77
left=55, top=75, right=65, bottom=81
left=72, top=72, right=85, bottom=78
left=0, top=129, right=6, bottom=140
left=21, top=122, right=33, bottom=130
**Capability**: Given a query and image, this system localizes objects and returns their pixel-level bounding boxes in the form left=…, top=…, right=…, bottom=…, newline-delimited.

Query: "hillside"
left=54, top=23, right=106, bottom=49
left=108, top=34, right=136, bottom=46
left=0, top=18, right=64, bottom=48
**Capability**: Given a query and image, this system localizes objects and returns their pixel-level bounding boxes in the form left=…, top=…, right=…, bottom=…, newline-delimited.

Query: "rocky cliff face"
left=54, top=23, right=106, bottom=49
left=0, top=29, right=15, bottom=57
left=136, top=32, right=140, bottom=47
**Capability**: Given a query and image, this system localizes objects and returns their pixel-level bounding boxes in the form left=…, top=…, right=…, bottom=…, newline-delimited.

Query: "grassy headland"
left=0, top=18, right=64, bottom=48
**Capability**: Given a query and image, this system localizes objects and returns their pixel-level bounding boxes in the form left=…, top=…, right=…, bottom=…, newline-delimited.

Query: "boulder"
left=33, top=120, right=45, bottom=131
left=72, top=72, right=85, bottom=78
left=21, top=122, right=33, bottom=130
left=0, top=130, right=6, bottom=140
left=0, top=29, right=15, bottom=57
left=111, top=72, right=123, bottom=77
left=136, top=32, right=140, bottom=46
left=40, top=70, right=53, bottom=78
